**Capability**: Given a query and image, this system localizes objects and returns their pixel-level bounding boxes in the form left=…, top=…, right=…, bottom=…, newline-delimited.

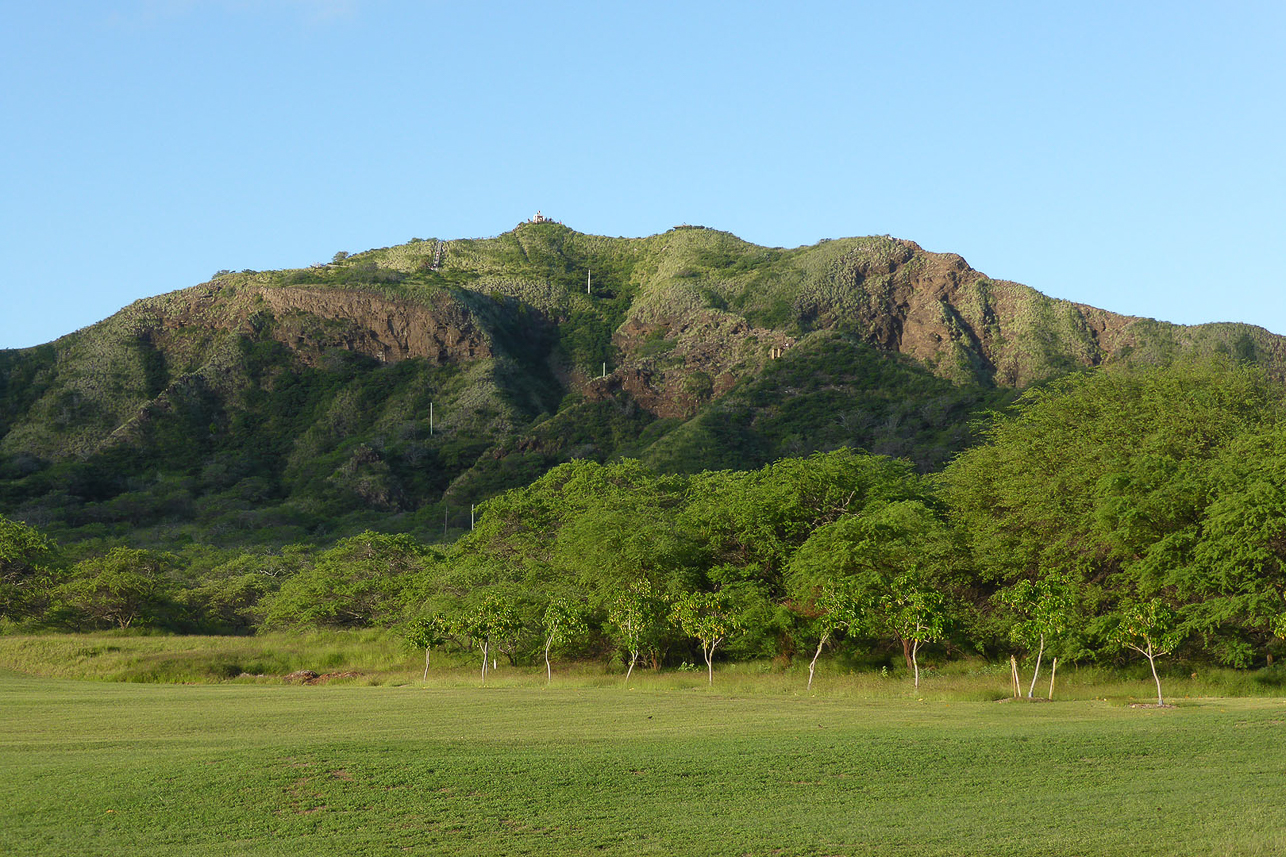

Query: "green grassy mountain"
left=2, top=220, right=1282, bottom=549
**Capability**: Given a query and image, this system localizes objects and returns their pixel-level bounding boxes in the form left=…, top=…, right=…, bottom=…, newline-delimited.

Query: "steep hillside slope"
left=1, top=220, right=1281, bottom=548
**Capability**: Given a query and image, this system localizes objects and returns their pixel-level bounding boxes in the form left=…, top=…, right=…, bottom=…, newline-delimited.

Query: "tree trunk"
left=1147, top=648, right=1164, bottom=706
left=704, top=642, right=715, bottom=685
left=1027, top=634, right=1045, bottom=698
left=912, top=639, right=921, bottom=689
left=423, top=648, right=430, bottom=682
left=624, top=650, right=638, bottom=686
left=480, top=640, right=489, bottom=685
left=901, top=637, right=913, bottom=671
left=808, top=632, right=829, bottom=691
left=545, top=636, right=553, bottom=685
left=1048, top=657, right=1058, bottom=700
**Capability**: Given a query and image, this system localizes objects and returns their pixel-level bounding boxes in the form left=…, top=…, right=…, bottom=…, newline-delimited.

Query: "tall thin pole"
left=430, top=402, right=434, bottom=435
left=470, top=504, right=475, bottom=530
left=587, top=269, right=591, bottom=295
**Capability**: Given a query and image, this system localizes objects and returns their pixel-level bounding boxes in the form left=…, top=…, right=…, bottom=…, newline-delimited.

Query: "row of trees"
left=4, top=358, right=1286, bottom=695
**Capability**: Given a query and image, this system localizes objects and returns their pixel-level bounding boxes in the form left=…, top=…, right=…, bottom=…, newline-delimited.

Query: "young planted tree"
left=670, top=590, right=741, bottom=685
left=1110, top=599, right=1183, bottom=706
left=802, top=582, right=865, bottom=691
left=881, top=572, right=948, bottom=689
left=999, top=575, right=1075, bottom=698
left=606, top=580, right=667, bottom=686
left=406, top=615, right=449, bottom=681
left=457, top=595, right=522, bottom=686
left=542, top=598, right=588, bottom=684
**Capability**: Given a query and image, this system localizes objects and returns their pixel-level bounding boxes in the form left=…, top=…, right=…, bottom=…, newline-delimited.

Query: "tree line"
left=3, top=357, right=1285, bottom=694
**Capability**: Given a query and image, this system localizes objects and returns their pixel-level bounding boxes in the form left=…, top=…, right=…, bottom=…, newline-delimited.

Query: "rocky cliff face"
left=255, top=287, right=492, bottom=366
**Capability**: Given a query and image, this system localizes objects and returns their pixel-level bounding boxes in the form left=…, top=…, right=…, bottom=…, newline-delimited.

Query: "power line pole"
left=587, top=269, right=591, bottom=295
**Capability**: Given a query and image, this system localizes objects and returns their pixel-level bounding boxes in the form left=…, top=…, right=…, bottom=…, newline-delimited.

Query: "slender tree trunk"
left=808, top=632, right=829, bottom=691
left=423, top=648, right=430, bottom=682
left=1010, top=655, right=1021, bottom=698
left=901, top=637, right=913, bottom=671
left=1027, top=634, right=1045, bottom=698
left=624, top=650, right=638, bottom=686
left=1048, top=657, right=1058, bottom=700
left=705, top=641, right=717, bottom=685
left=912, top=639, right=921, bottom=689
left=545, top=635, right=553, bottom=685
left=1147, top=648, right=1164, bottom=706
left=480, top=640, right=489, bottom=685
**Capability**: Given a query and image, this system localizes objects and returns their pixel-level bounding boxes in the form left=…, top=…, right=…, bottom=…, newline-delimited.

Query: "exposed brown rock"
left=590, top=311, right=795, bottom=418
left=255, top=287, right=491, bottom=365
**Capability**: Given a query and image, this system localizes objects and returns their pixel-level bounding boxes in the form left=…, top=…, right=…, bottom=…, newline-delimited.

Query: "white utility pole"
left=587, top=269, right=591, bottom=295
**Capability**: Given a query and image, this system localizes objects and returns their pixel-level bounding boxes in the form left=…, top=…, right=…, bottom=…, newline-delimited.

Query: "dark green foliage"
left=0, top=515, right=61, bottom=621
left=644, top=333, right=1015, bottom=474
left=52, top=547, right=178, bottom=631
left=944, top=357, right=1286, bottom=667
left=0, top=344, right=58, bottom=439
left=260, top=532, right=432, bottom=630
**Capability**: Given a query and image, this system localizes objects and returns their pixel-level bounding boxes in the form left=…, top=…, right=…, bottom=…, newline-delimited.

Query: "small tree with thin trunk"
left=802, top=582, right=865, bottom=691
left=1110, top=599, right=1183, bottom=707
left=606, top=580, right=666, bottom=687
left=457, top=595, right=521, bottom=686
left=881, top=572, right=948, bottom=689
left=999, top=575, right=1074, bottom=698
left=670, top=590, right=740, bottom=685
left=542, top=598, right=587, bottom=685
left=406, top=616, right=449, bottom=681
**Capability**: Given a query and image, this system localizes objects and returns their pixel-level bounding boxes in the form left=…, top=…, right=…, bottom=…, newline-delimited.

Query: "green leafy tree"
left=0, top=516, right=59, bottom=622
left=55, top=547, right=175, bottom=630
left=541, top=597, right=588, bottom=684
left=260, top=532, right=427, bottom=629
left=945, top=358, right=1285, bottom=664
left=999, top=575, right=1076, bottom=698
left=1110, top=599, right=1183, bottom=706
left=606, top=580, right=669, bottom=686
left=881, top=572, right=949, bottom=689
left=457, top=595, right=522, bottom=685
left=670, top=590, right=741, bottom=685
left=787, top=498, right=964, bottom=674
left=798, top=581, right=866, bottom=691
left=406, top=615, right=450, bottom=680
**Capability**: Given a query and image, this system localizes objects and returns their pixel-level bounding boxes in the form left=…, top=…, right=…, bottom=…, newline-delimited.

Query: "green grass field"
left=4, top=665, right=1286, bottom=856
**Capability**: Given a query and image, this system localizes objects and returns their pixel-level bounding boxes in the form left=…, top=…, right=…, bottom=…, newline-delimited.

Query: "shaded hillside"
left=1, top=220, right=1282, bottom=548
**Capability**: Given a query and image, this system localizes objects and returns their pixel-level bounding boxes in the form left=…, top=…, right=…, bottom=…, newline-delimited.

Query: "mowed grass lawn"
left=3, top=674, right=1285, bottom=856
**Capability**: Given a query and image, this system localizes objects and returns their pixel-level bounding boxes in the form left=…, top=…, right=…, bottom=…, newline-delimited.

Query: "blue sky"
left=3, top=1, right=1284, bottom=348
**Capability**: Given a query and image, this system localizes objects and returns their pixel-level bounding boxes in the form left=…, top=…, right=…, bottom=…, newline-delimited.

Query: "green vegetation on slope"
left=2, top=220, right=1284, bottom=560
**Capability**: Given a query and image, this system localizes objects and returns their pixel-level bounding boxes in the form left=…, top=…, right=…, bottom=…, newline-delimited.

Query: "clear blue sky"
left=3, top=1, right=1284, bottom=348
